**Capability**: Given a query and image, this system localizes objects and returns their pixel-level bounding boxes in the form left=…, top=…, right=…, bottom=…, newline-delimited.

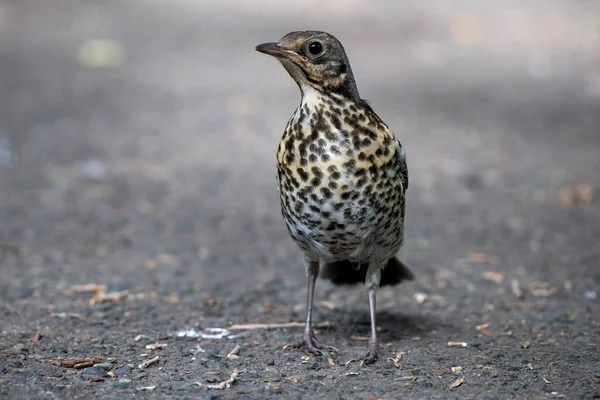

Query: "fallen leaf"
left=559, top=183, right=594, bottom=208
left=145, top=343, right=167, bottom=350
left=528, top=282, right=557, bottom=297
left=447, top=341, right=468, bottom=348
left=468, top=251, right=488, bottom=264
left=449, top=376, right=465, bottom=388
left=520, top=341, right=531, bottom=349
left=483, top=271, right=504, bottom=283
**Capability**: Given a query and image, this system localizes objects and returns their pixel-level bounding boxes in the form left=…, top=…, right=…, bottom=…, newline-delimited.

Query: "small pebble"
left=584, top=291, right=596, bottom=300
left=82, top=366, right=106, bottom=377
left=112, top=378, right=132, bottom=388
left=93, top=363, right=113, bottom=371
left=114, top=366, right=132, bottom=375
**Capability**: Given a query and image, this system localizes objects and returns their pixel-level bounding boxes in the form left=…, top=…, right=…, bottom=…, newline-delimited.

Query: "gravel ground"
left=1, top=1, right=599, bottom=399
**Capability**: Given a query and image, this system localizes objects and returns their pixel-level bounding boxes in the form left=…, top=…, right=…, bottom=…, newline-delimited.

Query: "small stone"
left=8, top=360, right=23, bottom=368
left=82, top=367, right=106, bottom=377
left=112, top=378, right=132, bottom=388
left=114, top=365, right=132, bottom=375
left=107, top=281, right=133, bottom=292
left=93, top=363, right=113, bottom=371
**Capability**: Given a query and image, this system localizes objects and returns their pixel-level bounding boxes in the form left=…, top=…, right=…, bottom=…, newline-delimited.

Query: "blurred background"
left=1, top=0, right=598, bottom=293
left=1, top=0, right=599, bottom=397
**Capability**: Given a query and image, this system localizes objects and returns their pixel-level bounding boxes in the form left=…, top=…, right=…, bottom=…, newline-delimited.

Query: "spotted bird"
left=256, top=31, right=413, bottom=364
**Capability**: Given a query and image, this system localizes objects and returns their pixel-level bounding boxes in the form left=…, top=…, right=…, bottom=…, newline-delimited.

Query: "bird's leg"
left=294, top=258, right=338, bottom=357
left=353, top=261, right=382, bottom=365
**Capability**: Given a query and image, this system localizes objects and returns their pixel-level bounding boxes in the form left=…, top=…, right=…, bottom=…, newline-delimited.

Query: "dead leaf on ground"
left=483, top=271, right=504, bottom=283
left=468, top=251, right=489, bottom=264
left=447, top=341, right=468, bottom=348
left=145, top=343, right=167, bottom=350
left=90, top=290, right=129, bottom=305
left=528, top=282, right=557, bottom=297
left=559, top=183, right=594, bottom=208
left=449, top=376, right=465, bottom=388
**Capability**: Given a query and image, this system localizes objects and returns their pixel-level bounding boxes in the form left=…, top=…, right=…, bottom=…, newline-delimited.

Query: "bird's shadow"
left=324, top=308, right=443, bottom=342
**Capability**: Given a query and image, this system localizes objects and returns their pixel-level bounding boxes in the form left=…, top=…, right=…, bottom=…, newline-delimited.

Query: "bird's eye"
left=308, top=42, right=323, bottom=55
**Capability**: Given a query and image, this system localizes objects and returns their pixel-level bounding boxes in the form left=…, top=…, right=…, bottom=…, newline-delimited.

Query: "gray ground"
left=1, top=0, right=599, bottom=399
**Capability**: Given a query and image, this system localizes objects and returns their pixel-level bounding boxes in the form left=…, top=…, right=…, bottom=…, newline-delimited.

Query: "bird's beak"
left=255, top=42, right=288, bottom=58
left=256, top=42, right=304, bottom=61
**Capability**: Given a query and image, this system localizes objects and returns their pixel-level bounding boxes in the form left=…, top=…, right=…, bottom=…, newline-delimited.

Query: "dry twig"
left=226, top=344, right=240, bottom=359
left=138, top=356, right=159, bottom=369
left=41, top=357, right=103, bottom=369
left=229, top=321, right=332, bottom=330
left=195, top=368, right=239, bottom=390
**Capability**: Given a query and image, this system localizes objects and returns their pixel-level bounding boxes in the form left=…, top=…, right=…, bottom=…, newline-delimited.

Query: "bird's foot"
left=346, top=341, right=380, bottom=366
left=291, top=331, right=338, bottom=359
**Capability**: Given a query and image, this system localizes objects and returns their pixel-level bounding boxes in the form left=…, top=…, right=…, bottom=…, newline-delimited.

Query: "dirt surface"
left=1, top=1, right=599, bottom=399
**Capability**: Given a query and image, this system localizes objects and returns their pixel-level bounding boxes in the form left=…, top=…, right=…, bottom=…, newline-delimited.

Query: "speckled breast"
left=275, top=95, right=407, bottom=263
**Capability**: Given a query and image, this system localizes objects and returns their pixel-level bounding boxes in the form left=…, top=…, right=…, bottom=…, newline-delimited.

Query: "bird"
left=256, top=31, right=413, bottom=364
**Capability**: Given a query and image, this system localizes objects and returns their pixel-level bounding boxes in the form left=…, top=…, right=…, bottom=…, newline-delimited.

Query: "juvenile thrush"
left=256, top=31, right=413, bottom=364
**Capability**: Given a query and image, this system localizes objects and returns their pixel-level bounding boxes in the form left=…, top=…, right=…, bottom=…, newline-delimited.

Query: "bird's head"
left=256, top=31, right=359, bottom=101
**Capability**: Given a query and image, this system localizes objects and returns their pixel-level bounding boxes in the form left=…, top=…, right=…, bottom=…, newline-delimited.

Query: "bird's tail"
left=320, top=256, right=414, bottom=287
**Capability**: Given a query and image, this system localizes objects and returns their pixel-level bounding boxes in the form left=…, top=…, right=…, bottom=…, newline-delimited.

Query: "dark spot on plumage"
left=358, top=113, right=366, bottom=122
left=331, top=115, right=342, bottom=130
left=317, top=138, right=327, bottom=148
left=361, top=137, right=372, bottom=147
left=300, top=157, right=308, bottom=167
left=291, top=177, right=300, bottom=188
left=320, top=153, right=330, bottom=162
left=341, top=184, right=349, bottom=190
left=343, top=108, right=350, bottom=116
left=330, top=145, right=342, bottom=156
left=309, top=154, right=318, bottom=163
left=298, top=142, right=307, bottom=157
left=334, top=202, right=344, bottom=211
left=311, top=166, right=323, bottom=179
left=343, top=208, right=353, bottom=219
left=328, top=181, right=338, bottom=189
left=375, top=148, right=383, bottom=157
left=349, top=104, right=358, bottom=112
left=309, top=143, right=318, bottom=153
left=354, top=168, right=366, bottom=177
left=339, top=63, right=347, bottom=74
left=327, top=165, right=337, bottom=173
left=310, top=129, right=319, bottom=140
left=285, top=153, right=295, bottom=164
left=383, top=147, right=390, bottom=157
left=297, top=168, right=309, bottom=182
left=343, top=159, right=356, bottom=172
left=311, top=177, right=321, bottom=187
left=309, top=205, right=320, bottom=213
left=321, top=211, right=331, bottom=218
left=346, top=149, right=353, bottom=157
left=329, top=106, right=342, bottom=116
left=325, top=130, right=336, bottom=140
left=364, top=184, right=373, bottom=196
left=320, top=187, right=333, bottom=199
left=352, top=136, right=362, bottom=150
left=358, top=152, right=367, bottom=161
left=367, top=154, right=376, bottom=164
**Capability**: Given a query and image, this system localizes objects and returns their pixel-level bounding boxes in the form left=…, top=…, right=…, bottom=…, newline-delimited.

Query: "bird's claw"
left=292, top=333, right=338, bottom=359
left=346, top=349, right=380, bottom=366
